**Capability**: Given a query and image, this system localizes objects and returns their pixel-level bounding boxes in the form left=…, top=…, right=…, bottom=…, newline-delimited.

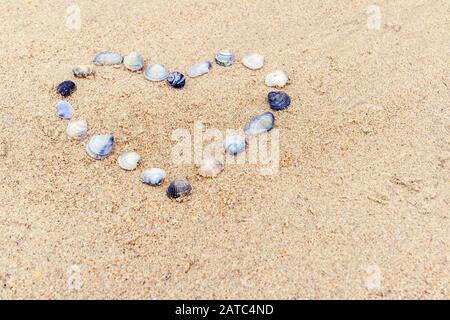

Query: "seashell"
left=93, top=52, right=123, bottom=66
left=141, top=168, right=166, bottom=186
left=215, top=50, right=234, bottom=67
left=57, top=80, right=76, bottom=97
left=265, top=70, right=289, bottom=88
left=123, top=51, right=144, bottom=72
left=57, top=100, right=74, bottom=120
left=242, top=53, right=264, bottom=70
left=244, top=112, right=275, bottom=136
left=73, top=65, right=95, bottom=78
left=166, top=177, right=192, bottom=199
left=67, top=120, right=88, bottom=138
left=85, top=134, right=115, bottom=160
left=223, top=134, right=247, bottom=156
left=187, top=61, right=212, bottom=78
left=144, top=64, right=169, bottom=82
left=118, top=151, right=141, bottom=171
left=167, top=71, right=186, bottom=88
left=268, top=91, right=291, bottom=111
left=198, top=158, right=224, bottom=178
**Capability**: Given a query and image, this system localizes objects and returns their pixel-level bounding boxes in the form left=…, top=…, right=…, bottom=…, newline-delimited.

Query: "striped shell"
left=215, top=50, right=234, bottom=67
left=166, top=177, right=192, bottom=199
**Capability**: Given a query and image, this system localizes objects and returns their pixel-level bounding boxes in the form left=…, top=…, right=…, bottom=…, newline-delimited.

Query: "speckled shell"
left=265, top=70, right=289, bottom=88
left=166, top=177, right=192, bottom=199
left=167, top=72, right=186, bottom=88
left=123, top=51, right=144, bottom=71
left=242, top=53, right=264, bottom=70
left=85, top=135, right=115, bottom=160
left=223, top=134, right=247, bottom=155
left=141, top=168, right=166, bottom=186
left=268, top=91, right=291, bottom=111
left=188, top=61, right=212, bottom=78
left=144, top=64, right=169, bottom=81
left=118, top=151, right=141, bottom=171
left=57, top=100, right=74, bottom=120
left=57, top=80, right=76, bottom=97
left=244, top=112, right=275, bottom=136
left=73, top=65, right=95, bottom=78
left=198, top=158, right=224, bottom=178
left=66, top=120, right=88, bottom=138
left=93, top=52, right=123, bottom=66
left=215, top=50, right=234, bottom=67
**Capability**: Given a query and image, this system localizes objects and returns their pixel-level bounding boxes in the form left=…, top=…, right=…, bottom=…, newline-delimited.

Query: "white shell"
left=198, top=158, right=224, bottom=178
left=265, top=70, right=289, bottom=88
left=123, top=51, right=144, bottom=71
left=188, top=61, right=212, bottom=78
left=66, top=120, right=88, bottom=138
left=242, top=53, right=264, bottom=70
left=85, top=135, right=115, bottom=160
left=141, top=168, right=166, bottom=186
left=118, top=151, right=141, bottom=171
left=144, top=64, right=169, bottom=81
left=73, top=65, right=95, bottom=78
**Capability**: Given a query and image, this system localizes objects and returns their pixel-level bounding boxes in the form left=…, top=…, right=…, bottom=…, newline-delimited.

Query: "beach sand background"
left=0, top=0, right=449, bottom=299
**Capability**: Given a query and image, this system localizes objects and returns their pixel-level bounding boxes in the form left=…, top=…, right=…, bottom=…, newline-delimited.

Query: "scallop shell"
left=57, top=80, right=77, bottom=97
left=57, top=100, right=74, bottom=120
left=144, top=64, right=169, bottom=81
left=244, top=112, right=275, bottom=136
left=118, top=151, right=141, bottom=171
left=141, top=168, right=166, bottom=186
left=85, top=135, right=115, bottom=160
left=93, top=52, right=123, bottom=66
left=73, top=65, right=95, bottom=78
left=66, top=120, right=88, bottom=138
left=167, top=72, right=186, bottom=88
left=215, top=50, right=234, bottom=67
left=187, top=61, right=212, bottom=78
left=268, top=91, right=291, bottom=111
left=265, top=70, right=289, bottom=88
left=198, top=158, right=224, bottom=178
left=123, top=51, right=144, bottom=72
left=223, top=134, right=246, bottom=155
left=166, top=177, right=192, bottom=199
left=242, top=53, right=264, bottom=70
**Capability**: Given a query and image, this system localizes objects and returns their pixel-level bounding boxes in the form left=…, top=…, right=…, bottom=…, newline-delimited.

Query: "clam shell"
left=268, top=91, right=291, bottom=111
left=187, top=61, right=212, bottom=78
left=167, top=72, right=186, bottom=88
left=265, top=70, right=289, bottom=88
left=199, top=158, right=224, bottom=178
left=124, top=51, right=144, bottom=72
left=144, top=64, right=169, bottom=81
left=166, top=177, right=192, bottom=199
left=141, top=168, right=166, bottom=186
left=223, top=134, right=246, bottom=155
left=73, top=65, right=95, bottom=78
left=57, top=80, right=76, bottom=97
left=118, top=151, right=141, bottom=171
left=244, top=112, right=275, bottom=136
left=93, top=52, right=123, bottom=66
left=67, top=120, right=88, bottom=138
left=242, top=53, right=264, bottom=70
left=57, top=100, right=74, bottom=120
left=215, top=50, right=234, bottom=67
left=85, top=135, right=115, bottom=160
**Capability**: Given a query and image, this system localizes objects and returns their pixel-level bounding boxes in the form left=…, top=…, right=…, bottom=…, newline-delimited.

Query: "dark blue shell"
left=57, top=80, right=77, bottom=97
left=268, top=91, right=291, bottom=111
left=167, top=72, right=186, bottom=89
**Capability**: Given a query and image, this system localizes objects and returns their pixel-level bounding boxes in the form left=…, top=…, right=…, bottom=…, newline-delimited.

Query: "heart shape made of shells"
left=56, top=50, right=292, bottom=200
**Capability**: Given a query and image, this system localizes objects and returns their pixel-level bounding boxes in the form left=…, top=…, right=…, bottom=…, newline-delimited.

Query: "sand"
left=0, top=0, right=449, bottom=299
